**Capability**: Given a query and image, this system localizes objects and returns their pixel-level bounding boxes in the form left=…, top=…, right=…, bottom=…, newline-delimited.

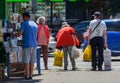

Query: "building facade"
left=4, top=0, right=113, bottom=26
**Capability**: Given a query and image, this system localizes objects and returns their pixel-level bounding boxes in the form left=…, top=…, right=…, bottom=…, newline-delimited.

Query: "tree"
left=110, top=0, right=120, bottom=16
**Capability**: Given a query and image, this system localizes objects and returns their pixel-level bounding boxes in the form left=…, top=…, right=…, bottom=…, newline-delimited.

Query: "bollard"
left=36, top=46, right=41, bottom=75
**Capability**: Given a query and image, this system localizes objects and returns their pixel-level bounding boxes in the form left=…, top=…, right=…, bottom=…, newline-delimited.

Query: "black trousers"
left=90, top=37, right=104, bottom=69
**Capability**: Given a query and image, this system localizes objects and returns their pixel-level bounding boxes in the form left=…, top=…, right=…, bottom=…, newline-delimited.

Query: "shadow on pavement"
left=56, top=68, right=82, bottom=72
left=0, top=76, right=43, bottom=83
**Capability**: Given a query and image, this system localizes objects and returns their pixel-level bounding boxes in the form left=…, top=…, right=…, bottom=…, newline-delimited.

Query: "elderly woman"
left=36, top=16, right=50, bottom=70
left=56, top=22, right=79, bottom=70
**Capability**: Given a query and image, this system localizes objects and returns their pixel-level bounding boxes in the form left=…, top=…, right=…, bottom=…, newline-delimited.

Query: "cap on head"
left=92, top=11, right=101, bottom=17
left=61, top=21, right=69, bottom=27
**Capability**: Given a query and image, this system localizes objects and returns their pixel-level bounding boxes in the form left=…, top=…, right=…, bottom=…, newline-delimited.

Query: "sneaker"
left=91, top=68, right=96, bottom=71
left=29, top=77, right=33, bottom=80
left=22, top=77, right=30, bottom=81
left=64, top=68, right=67, bottom=70
left=72, top=68, right=77, bottom=70
left=98, top=68, right=103, bottom=71
left=45, top=67, right=48, bottom=70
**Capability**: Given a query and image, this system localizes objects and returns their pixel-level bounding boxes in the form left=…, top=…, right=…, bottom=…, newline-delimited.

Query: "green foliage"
left=83, top=0, right=90, bottom=2
left=110, top=0, right=120, bottom=16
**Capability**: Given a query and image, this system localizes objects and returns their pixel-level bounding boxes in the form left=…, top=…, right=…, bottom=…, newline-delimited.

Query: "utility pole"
left=12, top=2, right=15, bottom=13
left=0, top=0, right=7, bottom=19
left=29, top=0, right=37, bottom=21
left=29, top=0, right=37, bottom=14
left=50, top=2, right=53, bottom=27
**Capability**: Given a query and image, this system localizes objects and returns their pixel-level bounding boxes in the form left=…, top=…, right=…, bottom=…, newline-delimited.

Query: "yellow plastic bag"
left=53, top=50, right=64, bottom=67
left=83, top=44, right=92, bottom=61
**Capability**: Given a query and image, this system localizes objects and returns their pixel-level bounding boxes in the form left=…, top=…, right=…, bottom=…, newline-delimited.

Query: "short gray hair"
left=61, top=22, right=70, bottom=28
left=36, top=16, right=46, bottom=24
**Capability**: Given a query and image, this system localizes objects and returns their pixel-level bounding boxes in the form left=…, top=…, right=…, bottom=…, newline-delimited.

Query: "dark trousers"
left=90, top=37, right=104, bottom=69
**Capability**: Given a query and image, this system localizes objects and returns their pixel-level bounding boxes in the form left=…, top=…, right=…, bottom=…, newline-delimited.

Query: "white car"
left=48, top=36, right=56, bottom=53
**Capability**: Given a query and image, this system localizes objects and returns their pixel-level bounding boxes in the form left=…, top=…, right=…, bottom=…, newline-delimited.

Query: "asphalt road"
left=1, top=49, right=120, bottom=83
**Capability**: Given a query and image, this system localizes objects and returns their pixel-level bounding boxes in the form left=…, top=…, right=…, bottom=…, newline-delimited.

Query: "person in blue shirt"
left=11, top=12, right=38, bottom=80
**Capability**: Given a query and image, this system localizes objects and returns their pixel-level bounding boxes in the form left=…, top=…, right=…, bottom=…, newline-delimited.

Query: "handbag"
left=71, top=34, right=80, bottom=59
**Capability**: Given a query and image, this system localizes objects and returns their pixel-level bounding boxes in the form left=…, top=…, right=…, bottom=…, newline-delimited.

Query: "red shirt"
left=56, top=26, right=79, bottom=48
left=37, top=24, right=50, bottom=45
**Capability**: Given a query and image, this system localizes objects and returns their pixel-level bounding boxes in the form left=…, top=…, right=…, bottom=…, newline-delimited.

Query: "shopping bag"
left=53, top=50, right=64, bottom=67
left=3, top=41, right=11, bottom=53
left=71, top=45, right=80, bottom=59
left=10, top=39, right=18, bottom=48
left=104, top=48, right=111, bottom=71
left=10, top=39, right=19, bottom=52
left=83, top=44, right=92, bottom=61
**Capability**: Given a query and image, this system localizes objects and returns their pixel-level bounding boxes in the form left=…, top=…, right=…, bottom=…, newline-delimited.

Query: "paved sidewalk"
left=1, top=67, right=120, bottom=83
left=1, top=49, right=120, bottom=83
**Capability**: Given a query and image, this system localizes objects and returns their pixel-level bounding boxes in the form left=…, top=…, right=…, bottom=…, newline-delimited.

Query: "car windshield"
left=105, top=20, right=120, bottom=31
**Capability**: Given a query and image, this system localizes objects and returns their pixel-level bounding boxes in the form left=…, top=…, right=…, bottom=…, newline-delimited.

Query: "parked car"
left=106, top=31, right=120, bottom=56
left=48, top=36, right=56, bottom=53
left=73, top=19, right=120, bottom=44
left=73, top=19, right=120, bottom=56
left=73, top=21, right=90, bottom=44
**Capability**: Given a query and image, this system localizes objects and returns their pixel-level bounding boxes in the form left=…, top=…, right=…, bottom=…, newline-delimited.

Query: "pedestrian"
left=11, top=12, right=38, bottom=80
left=36, top=16, right=50, bottom=70
left=52, top=13, right=57, bottom=25
left=56, top=22, right=79, bottom=70
left=88, top=11, right=108, bottom=71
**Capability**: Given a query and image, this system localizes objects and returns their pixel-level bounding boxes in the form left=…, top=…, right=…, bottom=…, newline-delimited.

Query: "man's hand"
left=104, top=42, right=108, bottom=48
left=11, top=31, right=23, bottom=37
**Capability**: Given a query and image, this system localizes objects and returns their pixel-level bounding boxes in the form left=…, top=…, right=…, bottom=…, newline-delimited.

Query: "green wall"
left=0, top=0, right=7, bottom=19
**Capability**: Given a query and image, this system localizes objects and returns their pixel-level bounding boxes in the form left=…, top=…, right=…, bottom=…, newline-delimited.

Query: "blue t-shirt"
left=20, top=20, right=38, bottom=48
